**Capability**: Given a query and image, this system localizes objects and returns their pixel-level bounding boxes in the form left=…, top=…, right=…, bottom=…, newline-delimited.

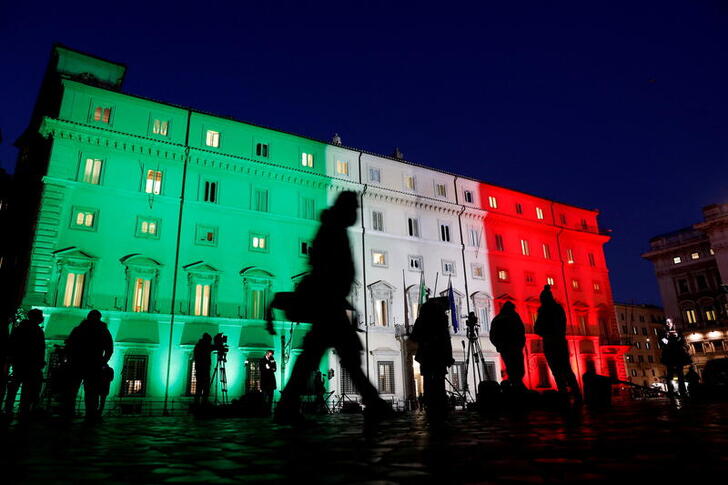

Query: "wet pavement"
left=2, top=399, right=728, bottom=484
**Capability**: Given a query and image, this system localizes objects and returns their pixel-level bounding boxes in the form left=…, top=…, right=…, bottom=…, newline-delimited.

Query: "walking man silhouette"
left=273, top=191, right=392, bottom=424
left=259, top=350, right=277, bottom=414
left=4, top=309, right=46, bottom=418
left=489, top=301, right=527, bottom=391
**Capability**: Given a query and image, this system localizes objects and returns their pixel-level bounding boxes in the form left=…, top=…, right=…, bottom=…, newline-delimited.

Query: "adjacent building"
left=642, top=203, right=728, bottom=375
left=1, top=45, right=625, bottom=412
left=614, top=303, right=666, bottom=388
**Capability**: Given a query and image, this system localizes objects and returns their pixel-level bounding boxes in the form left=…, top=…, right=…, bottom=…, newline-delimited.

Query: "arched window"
left=471, top=292, right=493, bottom=334
left=240, top=267, right=275, bottom=320
left=120, top=254, right=162, bottom=313
left=53, top=248, right=96, bottom=308
left=368, top=280, right=395, bottom=327
left=183, top=262, right=220, bottom=317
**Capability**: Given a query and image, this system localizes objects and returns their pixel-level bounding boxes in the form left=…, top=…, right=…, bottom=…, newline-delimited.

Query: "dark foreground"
left=2, top=399, right=728, bottom=484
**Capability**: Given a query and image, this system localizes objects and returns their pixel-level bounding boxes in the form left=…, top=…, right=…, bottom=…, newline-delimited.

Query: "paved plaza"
left=2, top=399, right=728, bottom=484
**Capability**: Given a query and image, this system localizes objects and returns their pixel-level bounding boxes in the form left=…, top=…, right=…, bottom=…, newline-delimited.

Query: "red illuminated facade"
left=479, top=184, right=628, bottom=390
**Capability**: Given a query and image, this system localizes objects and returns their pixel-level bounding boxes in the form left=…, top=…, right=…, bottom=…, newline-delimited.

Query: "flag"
left=448, top=279, right=459, bottom=333
left=403, top=270, right=410, bottom=334
left=418, top=270, right=427, bottom=306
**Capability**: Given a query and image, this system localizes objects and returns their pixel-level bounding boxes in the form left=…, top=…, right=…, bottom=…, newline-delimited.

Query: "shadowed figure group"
left=268, top=191, right=392, bottom=424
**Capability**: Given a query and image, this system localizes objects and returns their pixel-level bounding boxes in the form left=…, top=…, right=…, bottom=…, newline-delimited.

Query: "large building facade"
left=614, top=303, right=666, bottom=388
left=642, top=203, right=728, bottom=375
left=1, top=46, right=624, bottom=412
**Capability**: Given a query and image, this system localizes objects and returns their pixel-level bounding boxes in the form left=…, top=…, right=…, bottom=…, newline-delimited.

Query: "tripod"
left=461, top=314, right=490, bottom=402
left=210, top=351, right=229, bottom=405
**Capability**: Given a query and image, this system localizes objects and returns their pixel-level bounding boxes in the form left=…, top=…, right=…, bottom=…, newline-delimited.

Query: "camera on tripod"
left=212, top=333, right=229, bottom=360
left=465, top=312, right=479, bottom=340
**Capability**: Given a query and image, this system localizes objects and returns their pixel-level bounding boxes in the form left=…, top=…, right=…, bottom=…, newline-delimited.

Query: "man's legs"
left=4, top=374, right=19, bottom=414
left=503, top=349, right=526, bottom=388
left=276, top=330, right=327, bottom=417
left=18, top=370, right=42, bottom=417
left=83, top=375, right=101, bottom=419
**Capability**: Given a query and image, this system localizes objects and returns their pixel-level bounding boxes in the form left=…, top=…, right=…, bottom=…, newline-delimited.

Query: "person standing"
left=4, top=309, right=46, bottom=417
left=66, top=310, right=113, bottom=420
left=259, top=350, right=276, bottom=414
left=660, top=318, right=690, bottom=398
left=409, top=298, right=454, bottom=417
left=489, top=301, right=527, bottom=391
left=193, top=333, right=213, bottom=406
left=534, top=285, right=581, bottom=401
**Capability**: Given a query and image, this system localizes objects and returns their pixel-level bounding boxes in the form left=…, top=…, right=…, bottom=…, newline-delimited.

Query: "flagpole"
left=402, top=269, right=410, bottom=335
left=433, top=272, right=439, bottom=296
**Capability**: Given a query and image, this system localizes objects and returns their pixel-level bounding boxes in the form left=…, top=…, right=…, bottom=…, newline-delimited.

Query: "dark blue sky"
left=2, top=1, right=726, bottom=305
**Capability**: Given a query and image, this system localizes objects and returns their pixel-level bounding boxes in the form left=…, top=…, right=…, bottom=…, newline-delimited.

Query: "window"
left=626, top=354, right=634, bottom=363
left=195, top=225, right=217, bottom=246
left=495, top=234, right=504, bottom=252
left=136, top=217, right=159, bottom=238
left=525, top=272, right=535, bottom=285
left=536, top=207, right=544, bottom=220
left=442, top=260, right=456, bottom=276
left=340, top=367, right=357, bottom=395
left=82, top=158, right=102, bottom=184
left=572, top=279, right=580, bottom=290
left=374, top=298, right=389, bottom=326
left=248, top=288, right=267, bottom=320
left=435, top=183, right=447, bottom=197
left=369, top=167, right=381, bottom=183
left=407, top=217, right=419, bottom=237
left=336, top=160, right=349, bottom=176
left=194, top=283, right=211, bottom=316
left=488, top=196, right=498, bottom=208
left=515, top=203, right=523, bottom=214
left=677, top=279, right=689, bottom=293
left=696, top=275, right=707, bottom=290
left=634, top=341, right=641, bottom=349
left=439, top=223, right=451, bottom=242
left=648, top=355, right=654, bottom=363
left=301, top=152, right=314, bottom=167
left=372, top=250, right=387, bottom=267
left=464, top=190, right=473, bottom=203
left=691, top=252, right=700, bottom=260
left=588, top=253, right=596, bottom=267
left=132, top=278, right=151, bottom=312
left=63, top=272, right=86, bottom=308
left=408, top=256, right=423, bottom=272
left=300, top=240, right=312, bottom=256
left=203, top=181, right=218, bottom=203
left=705, top=307, right=717, bottom=321
left=497, top=269, right=509, bottom=281
left=685, top=309, right=697, bottom=324
left=372, top=211, right=384, bottom=231
left=450, top=362, right=466, bottom=391
left=578, top=315, right=588, bottom=333
left=581, top=219, right=588, bottom=230
left=520, top=239, right=530, bottom=256
left=253, top=188, right=269, bottom=212
left=468, top=228, right=481, bottom=247
left=152, top=119, right=169, bottom=136
left=256, top=143, right=269, bottom=157
left=566, top=249, right=575, bottom=264
left=560, top=214, right=567, bottom=225
left=621, top=325, right=628, bottom=333
left=632, top=326, right=638, bottom=335
left=631, top=369, right=638, bottom=377
left=377, top=361, right=395, bottom=394
left=673, top=256, right=682, bottom=264
left=121, top=355, right=148, bottom=397
left=92, top=106, right=112, bottom=123
left=472, top=263, right=485, bottom=279
left=300, top=197, right=316, bottom=220
left=72, top=208, right=97, bottom=230
left=187, top=360, right=198, bottom=396
left=145, top=170, right=163, bottom=195
left=692, top=342, right=704, bottom=354
left=593, top=281, right=601, bottom=293
left=250, top=233, right=268, bottom=252
left=404, top=175, right=416, bottom=191
left=205, top=130, right=220, bottom=148
left=546, top=276, right=555, bottom=286
left=542, top=243, right=551, bottom=259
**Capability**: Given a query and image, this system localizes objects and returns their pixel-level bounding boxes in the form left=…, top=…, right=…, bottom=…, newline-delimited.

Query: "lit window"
left=520, top=239, right=530, bottom=256
left=336, top=160, right=349, bottom=176
left=710, top=248, right=715, bottom=255
left=543, top=243, right=551, bottom=259
left=404, top=175, right=416, bottom=191
left=372, top=250, right=387, bottom=267
left=497, top=269, right=509, bottom=281
left=301, top=152, right=314, bottom=167
left=593, top=281, right=601, bottom=293
left=300, top=197, right=316, bottom=219
left=63, top=272, right=86, bottom=307
left=152, top=119, right=169, bottom=136
left=464, top=190, right=473, bottom=203
left=705, top=308, right=717, bottom=321
left=515, top=203, right=522, bottom=214
left=256, top=143, right=269, bottom=157
left=673, top=256, right=682, bottom=264
left=442, top=260, right=456, bottom=276
left=525, top=272, right=535, bottom=285
left=536, top=207, right=544, bottom=220
left=205, top=130, right=220, bottom=147
left=488, top=196, right=498, bottom=208
left=472, top=264, right=485, bottom=279
left=435, top=183, right=447, bottom=197
left=495, top=234, right=504, bottom=251
left=691, top=252, right=700, bottom=260
left=137, top=217, right=159, bottom=238
left=372, top=211, right=384, bottom=231
left=203, top=181, right=218, bottom=203
left=685, top=309, right=697, bottom=324
left=468, top=228, right=480, bottom=247
left=82, top=158, right=102, bottom=184
left=439, top=223, right=451, bottom=242
left=132, top=278, right=151, bottom=312
left=369, top=167, right=381, bottom=183
left=546, top=276, right=555, bottom=286
left=93, top=106, right=111, bottom=123
left=588, top=253, right=596, bottom=267
left=120, top=355, right=147, bottom=397
left=374, top=298, right=389, bottom=326
left=145, top=170, right=163, bottom=195
left=572, top=279, right=580, bottom=290
left=407, top=217, right=420, bottom=237
left=253, top=188, right=269, bottom=212
left=194, top=284, right=211, bottom=316
left=251, top=234, right=268, bottom=251
left=73, top=209, right=96, bottom=229
left=377, top=361, right=395, bottom=394
left=408, top=256, right=423, bottom=271
left=566, top=249, right=575, bottom=264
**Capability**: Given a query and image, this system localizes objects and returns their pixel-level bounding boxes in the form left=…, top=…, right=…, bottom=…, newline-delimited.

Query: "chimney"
left=332, top=133, right=342, bottom=146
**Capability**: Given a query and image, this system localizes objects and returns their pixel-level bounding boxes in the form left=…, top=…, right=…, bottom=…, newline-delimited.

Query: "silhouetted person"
left=98, top=364, right=114, bottom=415
left=193, top=333, right=213, bottom=405
left=4, top=309, right=45, bottom=417
left=66, top=310, right=113, bottom=420
left=534, top=285, right=581, bottom=401
left=660, top=319, right=690, bottom=398
left=489, top=301, right=527, bottom=391
left=273, top=191, right=392, bottom=424
left=259, top=350, right=276, bottom=414
left=409, top=297, right=454, bottom=416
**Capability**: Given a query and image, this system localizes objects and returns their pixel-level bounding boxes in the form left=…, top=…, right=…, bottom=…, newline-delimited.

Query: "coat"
left=7, top=320, right=45, bottom=372
left=490, top=302, right=526, bottom=352
left=409, top=301, right=453, bottom=374
left=259, top=356, right=277, bottom=391
left=67, top=319, right=113, bottom=371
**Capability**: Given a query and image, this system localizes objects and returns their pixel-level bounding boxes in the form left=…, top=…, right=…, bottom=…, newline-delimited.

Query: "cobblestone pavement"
left=2, top=399, right=728, bottom=484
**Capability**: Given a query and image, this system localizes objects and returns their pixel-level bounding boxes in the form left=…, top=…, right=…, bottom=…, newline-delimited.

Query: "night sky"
left=1, top=1, right=726, bottom=306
